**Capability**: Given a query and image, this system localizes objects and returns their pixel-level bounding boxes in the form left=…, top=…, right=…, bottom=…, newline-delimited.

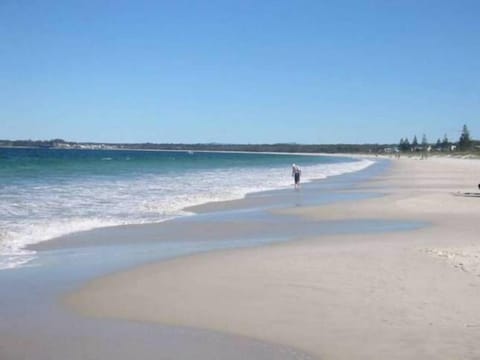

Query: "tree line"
left=398, top=124, right=474, bottom=152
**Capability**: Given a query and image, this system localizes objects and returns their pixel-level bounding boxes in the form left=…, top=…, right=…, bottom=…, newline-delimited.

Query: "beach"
left=3, top=1, right=479, bottom=358
left=0, top=150, right=377, bottom=360
left=2, top=155, right=480, bottom=359
left=65, top=156, right=480, bottom=360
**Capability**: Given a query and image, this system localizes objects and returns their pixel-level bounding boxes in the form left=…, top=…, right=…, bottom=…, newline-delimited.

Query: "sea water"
left=0, top=148, right=373, bottom=270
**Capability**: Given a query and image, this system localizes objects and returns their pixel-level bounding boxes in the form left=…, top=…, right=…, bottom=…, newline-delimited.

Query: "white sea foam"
left=0, top=158, right=374, bottom=270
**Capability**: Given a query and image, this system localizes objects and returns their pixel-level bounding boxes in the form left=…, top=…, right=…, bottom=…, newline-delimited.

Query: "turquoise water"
left=0, top=148, right=350, bottom=180
left=0, top=147, right=374, bottom=269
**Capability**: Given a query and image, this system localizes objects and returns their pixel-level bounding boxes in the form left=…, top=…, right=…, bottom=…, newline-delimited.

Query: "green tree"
left=412, top=135, right=418, bottom=150
left=458, top=124, right=471, bottom=151
left=402, top=137, right=411, bottom=152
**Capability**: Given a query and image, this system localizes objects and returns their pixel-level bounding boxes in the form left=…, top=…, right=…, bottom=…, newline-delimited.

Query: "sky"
left=1, top=0, right=479, bottom=144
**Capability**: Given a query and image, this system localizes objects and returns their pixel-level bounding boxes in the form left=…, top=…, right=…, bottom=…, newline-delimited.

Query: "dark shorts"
left=294, top=173, right=300, bottom=184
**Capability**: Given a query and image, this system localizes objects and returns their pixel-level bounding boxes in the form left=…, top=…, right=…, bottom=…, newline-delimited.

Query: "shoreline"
left=29, top=158, right=384, bottom=255
left=65, top=157, right=480, bottom=359
left=0, top=155, right=390, bottom=360
left=24, top=155, right=374, bottom=254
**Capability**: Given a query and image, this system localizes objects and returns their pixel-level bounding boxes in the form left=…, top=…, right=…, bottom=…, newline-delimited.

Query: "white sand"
left=65, top=157, right=480, bottom=360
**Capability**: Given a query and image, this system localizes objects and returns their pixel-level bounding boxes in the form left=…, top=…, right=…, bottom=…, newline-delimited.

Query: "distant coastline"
left=0, top=138, right=417, bottom=154
left=0, top=139, right=444, bottom=154
left=2, top=137, right=479, bottom=155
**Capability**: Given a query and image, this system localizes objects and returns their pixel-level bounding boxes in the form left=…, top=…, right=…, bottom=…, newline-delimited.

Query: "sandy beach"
left=64, top=156, right=480, bottom=360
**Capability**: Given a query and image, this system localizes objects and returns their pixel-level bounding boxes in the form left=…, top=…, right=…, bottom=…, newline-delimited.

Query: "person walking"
left=292, top=163, right=301, bottom=189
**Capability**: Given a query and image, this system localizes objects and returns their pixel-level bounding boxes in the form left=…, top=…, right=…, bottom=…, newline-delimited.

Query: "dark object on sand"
left=454, top=192, right=480, bottom=198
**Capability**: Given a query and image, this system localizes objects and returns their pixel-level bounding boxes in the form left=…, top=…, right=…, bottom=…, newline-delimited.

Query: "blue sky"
left=1, top=1, right=479, bottom=144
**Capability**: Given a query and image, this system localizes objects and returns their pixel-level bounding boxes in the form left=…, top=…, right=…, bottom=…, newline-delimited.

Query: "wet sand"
left=2, top=157, right=391, bottom=360
left=66, top=157, right=480, bottom=360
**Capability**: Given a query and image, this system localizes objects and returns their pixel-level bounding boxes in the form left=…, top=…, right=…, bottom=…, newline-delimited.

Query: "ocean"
left=0, top=147, right=373, bottom=270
